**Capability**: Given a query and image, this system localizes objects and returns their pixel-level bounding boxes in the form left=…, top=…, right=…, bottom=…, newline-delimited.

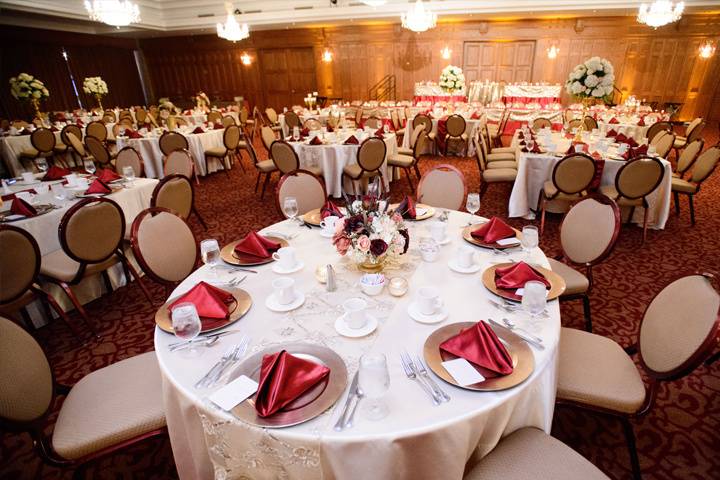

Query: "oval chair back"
left=582, top=116, right=598, bottom=130
left=686, top=121, right=706, bottom=144
left=265, top=108, right=279, bottom=125
left=365, top=116, right=382, bottom=130
left=284, top=111, right=300, bottom=130
left=151, top=174, right=194, bottom=219
left=357, top=137, right=386, bottom=173
left=60, top=198, right=125, bottom=265
left=135, top=108, right=148, bottom=124
left=61, top=124, right=83, bottom=148
left=115, top=146, right=144, bottom=177
left=532, top=117, right=552, bottom=132
left=552, top=153, right=596, bottom=195
left=103, top=110, right=117, bottom=122
left=30, top=128, right=55, bottom=154
left=84, top=136, right=111, bottom=166
left=164, top=149, right=194, bottom=178
left=270, top=140, right=300, bottom=174
left=303, top=118, right=322, bottom=131
left=276, top=170, right=327, bottom=218
left=689, top=146, right=720, bottom=184
left=391, top=110, right=401, bottom=131
left=221, top=115, right=236, bottom=127
left=560, top=194, right=621, bottom=265
left=207, top=111, right=222, bottom=125
left=0, top=225, right=40, bottom=304
left=66, top=132, right=85, bottom=157
left=261, top=126, right=276, bottom=153
left=417, top=164, right=467, bottom=211
left=646, top=121, right=671, bottom=142
left=684, top=117, right=703, bottom=138
left=445, top=115, right=466, bottom=137
left=86, top=121, right=107, bottom=142
left=409, top=124, right=426, bottom=149
left=653, top=132, right=675, bottom=158
left=159, top=131, right=189, bottom=156
left=566, top=118, right=582, bottom=131
left=615, top=155, right=664, bottom=201
left=223, top=125, right=241, bottom=151
left=413, top=114, right=433, bottom=136
left=675, top=139, right=704, bottom=175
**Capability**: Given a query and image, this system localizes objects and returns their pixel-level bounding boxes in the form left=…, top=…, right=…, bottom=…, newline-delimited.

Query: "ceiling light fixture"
left=440, top=46, right=452, bottom=60
left=547, top=44, right=560, bottom=59
left=240, top=52, right=252, bottom=65
left=217, top=3, right=250, bottom=42
left=401, top=0, right=437, bottom=33
left=322, top=49, right=333, bottom=63
left=84, top=0, right=140, bottom=27
left=699, top=40, right=716, bottom=59
left=637, top=1, right=684, bottom=29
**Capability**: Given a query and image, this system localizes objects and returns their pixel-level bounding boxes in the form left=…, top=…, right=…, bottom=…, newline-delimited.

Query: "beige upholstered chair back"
left=221, top=115, right=236, bottom=127
left=62, top=199, right=124, bottom=263
left=164, top=149, right=194, bottom=178
left=676, top=139, right=704, bottom=174
left=277, top=171, right=326, bottom=217
left=690, top=146, right=720, bottom=184
left=116, top=147, right=143, bottom=177
left=119, top=110, right=132, bottom=121
left=61, top=124, right=82, bottom=147
left=646, top=121, right=671, bottom=142
left=265, top=108, right=279, bottom=125
left=30, top=128, right=55, bottom=153
left=685, top=117, right=703, bottom=137
left=270, top=141, right=300, bottom=174
left=66, top=132, right=85, bottom=156
left=132, top=208, right=197, bottom=283
left=639, top=274, right=720, bottom=375
left=649, top=129, right=667, bottom=147
left=103, top=110, right=117, bottom=122
left=390, top=109, right=401, bottom=130
left=355, top=107, right=363, bottom=125
left=686, top=121, right=706, bottom=144
left=409, top=124, right=425, bottom=149
left=84, top=136, right=111, bottom=165
left=0, top=317, right=53, bottom=422
left=413, top=114, right=433, bottom=135
left=135, top=108, right=147, bottom=124
left=207, top=111, right=222, bottom=125
left=223, top=125, right=241, bottom=150
left=357, top=137, right=386, bottom=172
left=616, top=156, right=664, bottom=200
left=417, top=164, right=467, bottom=211
left=284, top=111, right=300, bottom=129
left=563, top=109, right=575, bottom=124
left=473, top=137, right=488, bottom=171
left=560, top=195, right=620, bottom=265
left=303, top=118, right=322, bottom=131
left=413, top=132, right=429, bottom=159
left=552, top=154, right=596, bottom=194
left=86, top=121, right=107, bottom=142
left=567, top=118, right=582, bottom=131
left=445, top=115, right=466, bottom=137
left=365, top=116, right=382, bottom=130
left=0, top=227, right=38, bottom=303
left=245, top=139, right=260, bottom=166
left=327, top=114, right=340, bottom=129
left=159, top=131, right=189, bottom=156
left=152, top=175, right=193, bottom=219
left=261, top=126, right=276, bottom=152
left=653, top=132, right=675, bottom=158
left=532, top=117, right=552, bottom=132
left=240, top=108, right=249, bottom=125
left=582, top=116, right=598, bottom=130
left=174, top=116, right=188, bottom=127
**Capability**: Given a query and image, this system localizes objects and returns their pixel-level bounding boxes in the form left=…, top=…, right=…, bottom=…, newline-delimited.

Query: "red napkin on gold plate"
left=637, top=116, right=646, bottom=127
left=396, top=196, right=416, bottom=219
left=213, top=123, right=224, bottom=130
left=609, top=117, right=619, bottom=124
left=169, top=281, right=234, bottom=323
left=85, top=179, right=112, bottom=195
left=300, top=127, right=310, bottom=137
left=11, top=198, right=37, bottom=217
left=125, top=129, right=144, bottom=139
left=606, top=129, right=618, bottom=138
left=495, top=261, right=550, bottom=290
left=97, top=168, right=122, bottom=183
left=320, top=200, right=343, bottom=219
left=344, top=135, right=359, bottom=145
left=309, top=136, right=323, bottom=145
left=42, top=165, right=70, bottom=181
left=439, top=321, right=514, bottom=377
left=192, top=127, right=205, bottom=134
left=471, top=217, right=515, bottom=243
left=254, top=350, right=331, bottom=417
left=233, top=231, right=281, bottom=259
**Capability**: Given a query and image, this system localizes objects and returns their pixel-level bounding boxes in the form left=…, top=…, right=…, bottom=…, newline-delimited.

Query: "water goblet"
left=171, top=302, right=202, bottom=357
left=51, top=183, right=67, bottom=206
left=521, top=280, right=547, bottom=322
left=284, top=196, right=299, bottom=224
left=200, top=239, right=221, bottom=278
left=35, top=158, right=48, bottom=174
left=359, top=353, right=390, bottom=421
left=466, top=193, right=480, bottom=225
left=83, top=159, right=96, bottom=176
left=122, top=165, right=135, bottom=187
left=521, top=225, right=539, bottom=261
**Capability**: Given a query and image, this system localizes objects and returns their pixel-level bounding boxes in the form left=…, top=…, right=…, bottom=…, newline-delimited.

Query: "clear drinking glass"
left=35, top=158, right=48, bottom=173
left=122, top=165, right=135, bottom=186
left=200, top=239, right=221, bottom=278
left=521, top=225, right=539, bottom=260
left=51, top=183, right=67, bottom=206
left=171, top=302, right=202, bottom=356
left=284, top=196, right=299, bottom=223
left=466, top=193, right=480, bottom=225
left=83, top=159, right=96, bottom=175
left=359, top=353, right=390, bottom=421
left=522, top=280, right=547, bottom=320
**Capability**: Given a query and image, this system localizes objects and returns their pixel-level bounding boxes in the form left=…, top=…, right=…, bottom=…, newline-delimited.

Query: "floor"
left=1, top=127, right=719, bottom=480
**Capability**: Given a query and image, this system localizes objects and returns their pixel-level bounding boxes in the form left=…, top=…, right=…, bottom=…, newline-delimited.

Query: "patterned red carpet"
left=2, top=128, right=719, bottom=480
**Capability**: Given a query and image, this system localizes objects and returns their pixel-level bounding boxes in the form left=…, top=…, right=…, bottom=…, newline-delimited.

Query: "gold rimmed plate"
left=220, top=236, right=288, bottom=266
left=481, top=262, right=566, bottom=302
left=229, top=343, right=348, bottom=428
left=155, top=286, right=252, bottom=334
left=0, top=204, right=55, bottom=223
left=462, top=225, right=522, bottom=250
left=389, top=203, right=435, bottom=221
left=423, top=321, right=534, bottom=391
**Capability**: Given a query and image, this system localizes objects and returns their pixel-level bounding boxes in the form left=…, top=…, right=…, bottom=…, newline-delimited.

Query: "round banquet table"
left=154, top=209, right=561, bottom=480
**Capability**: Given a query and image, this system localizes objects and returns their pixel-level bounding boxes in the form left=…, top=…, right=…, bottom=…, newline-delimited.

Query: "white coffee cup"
left=455, top=245, right=475, bottom=268
left=417, top=286, right=443, bottom=316
left=272, top=277, right=296, bottom=305
left=429, top=221, right=446, bottom=243
left=343, top=297, right=368, bottom=329
left=21, top=172, right=35, bottom=183
left=64, top=173, right=78, bottom=187
left=272, top=247, right=298, bottom=270
left=320, top=216, right=338, bottom=235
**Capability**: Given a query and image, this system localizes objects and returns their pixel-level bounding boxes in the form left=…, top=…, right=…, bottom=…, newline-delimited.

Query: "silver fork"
left=413, top=354, right=450, bottom=402
left=196, top=344, right=241, bottom=389
left=207, top=336, right=251, bottom=387
left=399, top=352, right=440, bottom=405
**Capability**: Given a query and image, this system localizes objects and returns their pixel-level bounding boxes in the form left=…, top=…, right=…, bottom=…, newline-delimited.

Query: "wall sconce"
left=440, top=46, right=452, bottom=60
left=240, top=52, right=252, bottom=65
left=699, top=40, right=716, bottom=59
left=547, top=44, right=559, bottom=59
left=322, top=48, right=333, bottom=63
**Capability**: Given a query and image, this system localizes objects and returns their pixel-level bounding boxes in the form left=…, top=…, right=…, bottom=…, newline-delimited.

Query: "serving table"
left=501, top=84, right=562, bottom=107
left=155, top=209, right=561, bottom=480
left=413, top=83, right=467, bottom=105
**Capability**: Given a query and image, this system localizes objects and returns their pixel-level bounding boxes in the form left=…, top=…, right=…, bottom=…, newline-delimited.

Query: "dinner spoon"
left=501, top=317, right=544, bottom=344
left=169, top=335, right=221, bottom=352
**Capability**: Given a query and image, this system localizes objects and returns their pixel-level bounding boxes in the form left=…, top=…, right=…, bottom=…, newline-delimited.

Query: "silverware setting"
left=334, top=371, right=364, bottom=431
left=168, top=329, right=242, bottom=351
left=500, top=317, right=544, bottom=345
left=195, top=335, right=251, bottom=389
left=228, top=266, right=258, bottom=274
left=399, top=351, right=441, bottom=405
left=262, top=230, right=298, bottom=241
left=487, top=318, right=545, bottom=350
left=489, top=298, right=549, bottom=319
left=413, top=354, right=450, bottom=402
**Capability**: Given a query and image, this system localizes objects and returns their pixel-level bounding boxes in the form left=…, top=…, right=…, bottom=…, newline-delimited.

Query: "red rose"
left=369, top=239, right=388, bottom=257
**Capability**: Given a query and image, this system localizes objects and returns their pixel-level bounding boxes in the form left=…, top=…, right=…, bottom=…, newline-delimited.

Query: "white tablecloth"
left=596, top=122, right=650, bottom=142
left=502, top=84, right=562, bottom=100
left=402, top=117, right=482, bottom=156
left=279, top=112, right=332, bottom=137
left=155, top=209, right=560, bottom=480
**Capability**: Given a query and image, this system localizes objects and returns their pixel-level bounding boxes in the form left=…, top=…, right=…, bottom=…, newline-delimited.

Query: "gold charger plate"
left=220, top=236, right=289, bottom=266
left=461, top=225, right=522, bottom=250
left=388, top=203, right=435, bottom=221
left=481, top=262, right=566, bottom=302
left=0, top=204, right=55, bottom=223
left=230, top=343, right=348, bottom=428
left=423, top=321, right=534, bottom=391
left=155, top=286, right=252, bottom=334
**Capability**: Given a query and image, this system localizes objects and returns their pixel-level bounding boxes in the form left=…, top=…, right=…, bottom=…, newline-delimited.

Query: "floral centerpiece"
left=9, top=73, right=49, bottom=118
left=439, top=65, right=466, bottom=94
left=332, top=195, right=410, bottom=273
left=565, top=57, right=615, bottom=102
left=195, top=91, right=210, bottom=112
left=83, top=76, right=109, bottom=111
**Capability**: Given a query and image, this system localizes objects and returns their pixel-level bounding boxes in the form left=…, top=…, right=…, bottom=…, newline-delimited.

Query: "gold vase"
left=574, top=97, right=594, bottom=142
left=358, top=256, right=384, bottom=273
left=95, top=94, right=104, bottom=112
left=30, top=97, right=42, bottom=120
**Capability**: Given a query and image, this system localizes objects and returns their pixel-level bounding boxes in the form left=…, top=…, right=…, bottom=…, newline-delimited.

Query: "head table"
left=155, top=210, right=560, bottom=480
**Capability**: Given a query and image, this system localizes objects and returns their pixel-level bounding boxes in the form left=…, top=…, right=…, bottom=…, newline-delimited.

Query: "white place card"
left=441, top=358, right=485, bottom=386
left=496, top=237, right=521, bottom=246
left=208, top=375, right=259, bottom=411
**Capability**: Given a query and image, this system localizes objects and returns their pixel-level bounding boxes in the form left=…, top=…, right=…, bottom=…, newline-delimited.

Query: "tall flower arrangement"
left=439, top=65, right=466, bottom=94
left=565, top=57, right=615, bottom=102
left=83, top=76, right=109, bottom=110
left=9, top=73, right=49, bottom=118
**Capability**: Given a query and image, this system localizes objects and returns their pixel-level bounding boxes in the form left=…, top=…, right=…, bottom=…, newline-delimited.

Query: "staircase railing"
left=368, top=74, right=396, bottom=102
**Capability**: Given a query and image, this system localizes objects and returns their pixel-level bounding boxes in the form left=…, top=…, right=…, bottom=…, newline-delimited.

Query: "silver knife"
left=488, top=318, right=545, bottom=350
left=334, top=371, right=359, bottom=431
left=167, top=330, right=241, bottom=349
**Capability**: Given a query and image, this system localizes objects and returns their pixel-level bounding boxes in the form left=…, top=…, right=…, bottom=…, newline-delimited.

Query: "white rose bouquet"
left=9, top=73, right=49, bottom=117
left=439, top=65, right=466, bottom=94
left=83, top=76, right=109, bottom=110
left=565, top=57, right=615, bottom=102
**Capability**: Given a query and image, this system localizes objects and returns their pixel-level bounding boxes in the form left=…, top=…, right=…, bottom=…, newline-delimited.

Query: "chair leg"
left=255, top=172, right=261, bottom=192
left=101, top=270, right=113, bottom=294
left=479, top=181, right=489, bottom=200
left=582, top=294, right=593, bottom=332
left=404, top=168, right=414, bottom=191
left=621, top=417, right=642, bottom=480
left=39, top=289, right=87, bottom=342
left=539, top=198, right=547, bottom=236
left=688, top=195, right=695, bottom=225
left=260, top=172, right=271, bottom=199
left=223, top=156, right=231, bottom=178
left=117, top=254, right=154, bottom=306
left=192, top=207, right=208, bottom=230
left=673, top=191, right=680, bottom=216
left=413, top=164, right=421, bottom=180
left=54, top=280, right=97, bottom=336
left=705, top=350, right=720, bottom=366
left=642, top=207, right=648, bottom=244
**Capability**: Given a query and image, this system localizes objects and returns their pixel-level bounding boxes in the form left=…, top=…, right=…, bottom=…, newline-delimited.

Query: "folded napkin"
left=637, top=116, right=646, bottom=127
left=76, top=120, right=84, bottom=127
left=169, top=281, right=234, bottom=324
left=344, top=135, right=359, bottom=145
left=50, top=126, right=58, bottom=132
left=439, top=321, right=514, bottom=377
left=97, top=168, right=122, bottom=183
left=125, top=129, right=143, bottom=139
left=566, top=142, right=588, bottom=154
left=300, top=127, right=310, bottom=137
left=521, top=144, right=542, bottom=154
left=622, top=144, right=649, bottom=161
left=234, top=231, right=281, bottom=259
left=615, top=133, right=629, bottom=144
left=11, top=198, right=37, bottom=217
left=517, top=131, right=524, bottom=139
left=326, top=125, right=334, bottom=133
left=495, top=261, right=550, bottom=290
left=309, top=136, right=323, bottom=145
left=85, top=179, right=112, bottom=195
left=606, top=129, right=618, bottom=138
left=192, top=127, right=205, bottom=134
left=626, top=137, right=639, bottom=148
left=471, top=217, right=515, bottom=243
left=320, top=200, right=343, bottom=219
left=609, top=117, right=619, bottom=124
left=471, top=112, right=481, bottom=120
left=375, top=127, right=385, bottom=139
left=396, top=196, right=416, bottom=219
left=42, top=165, right=70, bottom=181
left=213, top=123, right=224, bottom=130
left=255, top=350, right=331, bottom=417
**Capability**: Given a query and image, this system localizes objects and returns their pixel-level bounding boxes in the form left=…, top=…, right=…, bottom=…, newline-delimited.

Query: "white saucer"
left=408, top=302, right=449, bottom=324
left=334, top=313, right=378, bottom=338
left=448, top=258, right=482, bottom=274
left=265, top=291, right=305, bottom=312
left=319, top=230, right=334, bottom=238
left=271, top=260, right=305, bottom=274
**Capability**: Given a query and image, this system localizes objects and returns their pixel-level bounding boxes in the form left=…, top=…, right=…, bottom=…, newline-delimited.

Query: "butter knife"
left=334, top=371, right=359, bottom=431
left=167, top=329, right=241, bottom=349
left=488, top=318, right=545, bottom=350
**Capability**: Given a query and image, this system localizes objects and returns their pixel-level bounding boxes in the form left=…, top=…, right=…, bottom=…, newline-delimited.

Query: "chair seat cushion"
left=41, top=249, right=119, bottom=283
left=20, top=148, right=39, bottom=158
left=483, top=168, right=517, bottom=182
left=397, top=147, right=413, bottom=156
left=597, top=185, right=644, bottom=206
left=387, top=154, right=414, bottom=168
left=464, top=427, right=610, bottom=480
left=487, top=152, right=515, bottom=162
left=255, top=159, right=277, bottom=173
left=671, top=177, right=697, bottom=194
left=558, top=327, right=646, bottom=414
left=492, top=146, right=516, bottom=154
left=204, top=147, right=227, bottom=157
left=52, top=352, right=166, bottom=460
left=487, top=160, right=517, bottom=170
left=673, top=136, right=687, bottom=148
left=53, top=144, right=68, bottom=153
left=343, top=163, right=378, bottom=179
left=548, top=258, right=589, bottom=296
left=271, top=125, right=282, bottom=132
left=544, top=181, right=584, bottom=201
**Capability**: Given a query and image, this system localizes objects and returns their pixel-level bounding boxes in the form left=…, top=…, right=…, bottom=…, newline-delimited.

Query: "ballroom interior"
left=1, top=1, right=719, bottom=480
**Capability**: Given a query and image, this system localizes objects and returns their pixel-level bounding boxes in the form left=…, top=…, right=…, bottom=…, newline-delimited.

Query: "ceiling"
left=1, top=0, right=718, bottom=37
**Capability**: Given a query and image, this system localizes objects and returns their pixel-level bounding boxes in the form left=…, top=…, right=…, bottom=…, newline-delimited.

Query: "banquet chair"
left=102, top=114, right=115, bottom=124
left=563, top=109, right=576, bottom=125
left=599, top=155, right=664, bottom=243
left=84, top=136, right=114, bottom=168
left=566, top=118, right=582, bottom=131
left=205, top=125, right=242, bottom=176
left=0, top=317, right=166, bottom=477
left=103, top=110, right=117, bottom=122
left=365, top=116, right=383, bottom=130
left=532, top=117, right=553, bottom=132
left=283, top=111, right=300, bottom=133
left=342, top=137, right=387, bottom=196
left=85, top=121, right=107, bottom=143
left=398, top=124, right=426, bottom=157
left=548, top=194, right=621, bottom=332
left=353, top=107, right=364, bottom=128
left=0, top=226, right=85, bottom=340
left=265, top=108, right=284, bottom=134
left=474, top=137, right=517, bottom=206
left=583, top=116, right=598, bottom=131
left=652, top=131, right=675, bottom=158
left=444, top=114, right=468, bottom=156
left=672, top=145, right=720, bottom=225
left=416, top=163, right=467, bottom=211
left=412, top=114, right=437, bottom=152
left=538, top=153, right=596, bottom=235
left=557, top=273, right=720, bottom=480
left=672, top=119, right=705, bottom=159
left=164, top=149, right=196, bottom=181
left=135, top=107, right=148, bottom=125
left=118, top=109, right=132, bottom=122
left=115, top=146, right=144, bottom=178
left=390, top=109, right=404, bottom=144
left=271, top=139, right=323, bottom=175
left=207, top=111, right=222, bottom=125
left=65, top=132, right=92, bottom=166
left=221, top=115, right=236, bottom=127
left=303, top=118, right=322, bottom=131
left=151, top=174, right=207, bottom=230
left=276, top=170, right=327, bottom=218
left=493, top=109, right=511, bottom=147
left=158, top=131, right=189, bottom=157
left=388, top=132, right=427, bottom=190
left=672, top=139, right=704, bottom=178
left=174, top=116, right=188, bottom=127
left=19, top=127, right=56, bottom=171
left=247, top=139, right=278, bottom=199
left=483, top=123, right=516, bottom=154
left=477, top=130, right=516, bottom=167
left=39, top=198, right=153, bottom=331
left=261, top=125, right=277, bottom=155
left=464, top=427, right=610, bottom=480
left=646, top=121, right=671, bottom=142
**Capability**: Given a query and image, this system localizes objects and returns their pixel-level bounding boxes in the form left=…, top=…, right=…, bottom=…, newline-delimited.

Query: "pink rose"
left=392, top=213, right=402, bottom=223
left=334, top=237, right=351, bottom=255
left=357, top=235, right=371, bottom=253
left=335, top=218, right=346, bottom=235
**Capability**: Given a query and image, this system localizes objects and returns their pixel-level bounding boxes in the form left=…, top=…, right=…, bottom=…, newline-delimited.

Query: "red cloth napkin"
left=42, top=165, right=70, bottom=181
left=125, top=129, right=143, bottom=139
left=300, top=127, right=310, bottom=137
left=326, top=125, right=334, bottom=133
left=471, top=112, right=481, bottom=119
left=213, top=123, right=224, bottom=130
left=606, top=129, right=618, bottom=138
left=623, top=144, right=649, bottom=161
left=309, top=136, right=323, bottom=145
left=97, top=169, right=122, bottom=183
left=233, top=231, right=281, bottom=259
left=192, top=127, right=205, bottom=134
left=609, top=117, right=619, bottom=124
left=566, top=142, right=588, bottom=154
left=255, top=350, right=331, bottom=417
left=50, top=126, right=58, bottom=132
left=471, top=217, right=515, bottom=243
left=589, top=158, right=605, bottom=190
left=521, top=144, right=542, bottom=154
left=396, top=196, right=416, bottom=219
left=169, top=281, right=234, bottom=326
left=375, top=127, right=385, bottom=139
left=321, top=200, right=343, bottom=219
left=85, top=179, right=112, bottom=195
left=439, top=321, right=514, bottom=377
left=344, top=135, right=359, bottom=145
left=10, top=198, right=37, bottom=217
left=495, top=262, right=550, bottom=290
left=616, top=133, right=629, bottom=144
left=637, top=116, right=646, bottom=127
left=76, top=120, right=84, bottom=127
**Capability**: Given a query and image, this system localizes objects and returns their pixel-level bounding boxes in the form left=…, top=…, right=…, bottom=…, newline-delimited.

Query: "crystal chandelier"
left=84, top=0, right=140, bottom=27
left=637, top=1, right=684, bottom=28
left=547, top=44, right=560, bottom=59
left=699, top=40, right=716, bottom=59
left=217, top=4, right=250, bottom=42
left=401, top=0, right=437, bottom=33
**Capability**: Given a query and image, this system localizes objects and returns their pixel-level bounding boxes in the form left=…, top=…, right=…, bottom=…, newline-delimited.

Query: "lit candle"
left=388, top=277, right=409, bottom=297
left=315, top=264, right=328, bottom=284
